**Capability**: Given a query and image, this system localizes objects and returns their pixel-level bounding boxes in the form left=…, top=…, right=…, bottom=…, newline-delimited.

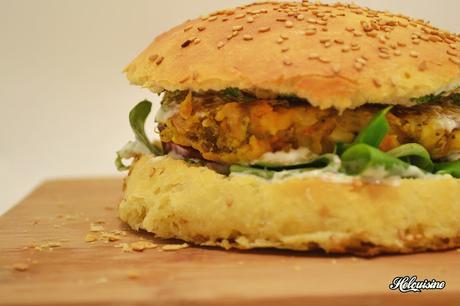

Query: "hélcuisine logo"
left=389, top=276, right=446, bottom=293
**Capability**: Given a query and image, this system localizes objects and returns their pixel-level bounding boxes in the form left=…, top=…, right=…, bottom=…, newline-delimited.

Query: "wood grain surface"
left=0, top=179, right=459, bottom=306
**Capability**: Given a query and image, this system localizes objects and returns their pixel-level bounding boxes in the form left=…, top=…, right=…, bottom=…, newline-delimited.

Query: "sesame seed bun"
left=125, top=1, right=460, bottom=111
left=119, top=155, right=460, bottom=256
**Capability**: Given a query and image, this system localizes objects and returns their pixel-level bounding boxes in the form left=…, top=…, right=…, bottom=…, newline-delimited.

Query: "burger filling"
left=116, top=89, right=460, bottom=179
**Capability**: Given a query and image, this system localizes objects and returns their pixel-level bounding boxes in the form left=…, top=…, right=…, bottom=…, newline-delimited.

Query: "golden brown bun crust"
left=125, top=1, right=460, bottom=111
left=119, top=155, right=460, bottom=256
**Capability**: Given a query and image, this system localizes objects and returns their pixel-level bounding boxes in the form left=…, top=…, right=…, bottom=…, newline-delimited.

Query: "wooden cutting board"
left=0, top=179, right=459, bottom=306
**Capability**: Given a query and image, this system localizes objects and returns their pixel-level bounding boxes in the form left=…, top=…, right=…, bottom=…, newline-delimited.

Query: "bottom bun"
left=119, top=155, right=460, bottom=256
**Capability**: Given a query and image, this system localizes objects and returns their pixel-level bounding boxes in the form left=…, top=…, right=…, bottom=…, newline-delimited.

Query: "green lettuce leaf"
left=229, top=165, right=275, bottom=179
left=354, top=106, right=393, bottom=147
left=341, top=143, right=410, bottom=176
left=434, top=160, right=460, bottom=178
left=387, top=143, right=434, bottom=171
left=129, top=100, right=162, bottom=156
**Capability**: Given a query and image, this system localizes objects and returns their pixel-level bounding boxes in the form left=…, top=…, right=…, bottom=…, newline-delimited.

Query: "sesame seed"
left=181, top=39, right=193, bottom=48
left=334, top=39, right=344, bottom=44
left=305, top=29, right=317, bottom=36
left=217, top=41, right=225, bottom=49
left=277, top=18, right=287, bottom=22
left=276, top=37, right=284, bottom=44
left=418, top=61, right=428, bottom=71
left=179, top=76, right=190, bottom=84
left=156, top=56, right=164, bottom=65
left=397, top=41, right=407, bottom=47
left=324, top=41, right=332, bottom=48
left=280, top=34, right=289, bottom=40
left=379, top=52, right=390, bottom=59
left=450, top=57, right=460, bottom=65
left=307, top=18, right=317, bottom=24
left=243, top=34, right=253, bottom=41
left=356, top=57, right=367, bottom=65
left=194, top=38, right=201, bottom=45
left=184, top=25, right=193, bottom=32
left=208, top=16, right=217, bottom=22
left=297, top=14, right=305, bottom=21
left=283, top=59, right=293, bottom=66
left=319, top=56, right=331, bottom=63
left=258, top=26, right=271, bottom=33
left=410, top=51, right=419, bottom=58
left=320, top=39, right=330, bottom=44
left=317, top=20, right=327, bottom=26
left=447, top=49, right=458, bottom=56
left=246, top=16, right=255, bottom=23
left=235, top=13, right=246, bottom=19
left=354, top=62, right=363, bottom=71
left=412, top=38, right=421, bottom=45
left=332, top=64, right=341, bottom=74
left=197, top=26, right=206, bottom=32
left=285, top=21, right=294, bottom=28
left=342, top=45, right=351, bottom=53
left=351, top=44, right=361, bottom=51
left=373, top=78, right=382, bottom=87
left=227, top=34, right=233, bottom=40
left=429, top=35, right=442, bottom=42
left=353, top=31, right=363, bottom=37
left=394, top=50, right=402, bottom=56
left=398, top=20, right=408, bottom=27
left=148, top=54, right=158, bottom=62
left=345, top=26, right=354, bottom=32
left=449, top=43, right=457, bottom=50
left=308, top=53, right=319, bottom=59
left=233, top=25, right=243, bottom=31
left=281, top=47, right=290, bottom=52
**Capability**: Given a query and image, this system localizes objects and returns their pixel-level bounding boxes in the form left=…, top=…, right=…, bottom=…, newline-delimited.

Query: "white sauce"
left=117, top=140, right=151, bottom=159
left=447, top=152, right=460, bottom=162
left=437, top=116, right=459, bottom=133
left=251, top=148, right=318, bottom=165
left=155, top=104, right=179, bottom=122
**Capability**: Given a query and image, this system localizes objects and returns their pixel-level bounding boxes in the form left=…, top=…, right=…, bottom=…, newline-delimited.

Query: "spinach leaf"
left=230, top=165, right=275, bottom=179
left=341, top=143, right=410, bottom=176
left=354, top=106, right=393, bottom=147
left=387, top=143, right=434, bottom=171
left=434, top=160, right=460, bottom=178
left=115, top=152, right=130, bottom=171
left=411, top=94, right=443, bottom=105
left=129, top=100, right=162, bottom=156
left=219, top=88, right=256, bottom=102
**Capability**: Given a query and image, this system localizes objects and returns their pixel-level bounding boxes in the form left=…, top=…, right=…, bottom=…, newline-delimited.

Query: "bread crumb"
left=102, top=233, right=121, bottom=242
left=90, top=223, right=104, bottom=232
left=65, top=214, right=77, bottom=221
left=126, top=271, right=140, bottom=279
left=161, top=243, right=189, bottom=251
left=85, top=233, right=98, bottom=242
left=131, top=241, right=157, bottom=252
left=95, top=277, right=108, bottom=284
left=34, top=241, right=62, bottom=251
left=13, top=263, right=30, bottom=272
left=114, top=243, right=132, bottom=252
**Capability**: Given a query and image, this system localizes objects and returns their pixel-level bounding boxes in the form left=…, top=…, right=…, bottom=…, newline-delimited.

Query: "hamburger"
left=116, top=0, right=460, bottom=256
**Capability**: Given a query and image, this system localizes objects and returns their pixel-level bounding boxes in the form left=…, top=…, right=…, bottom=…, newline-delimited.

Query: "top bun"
left=125, top=1, right=460, bottom=111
